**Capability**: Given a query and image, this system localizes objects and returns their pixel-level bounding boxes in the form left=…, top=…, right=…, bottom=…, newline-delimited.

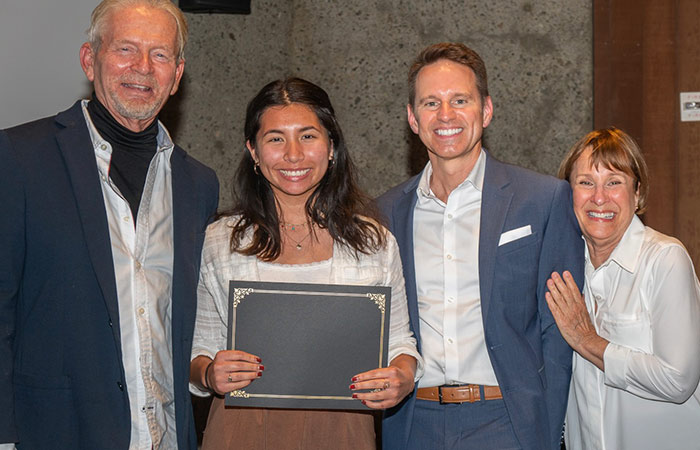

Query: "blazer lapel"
left=479, top=154, right=513, bottom=321
left=55, top=102, right=122, bottom=348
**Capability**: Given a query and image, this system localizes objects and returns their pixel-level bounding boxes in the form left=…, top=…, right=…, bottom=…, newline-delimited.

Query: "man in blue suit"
left=0, top=1, right=218, bottom=448
left=379, top=42, right=584, bottom=450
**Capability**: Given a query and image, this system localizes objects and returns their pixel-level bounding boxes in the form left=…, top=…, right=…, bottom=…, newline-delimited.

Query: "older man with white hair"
left=0, top=1, right=219, bottom=448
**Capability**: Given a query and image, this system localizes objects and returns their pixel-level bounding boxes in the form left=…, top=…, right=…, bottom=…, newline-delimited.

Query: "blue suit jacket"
left=378, top=152, right=584, bottom=450
left=0, top=102, right=219, bottom=449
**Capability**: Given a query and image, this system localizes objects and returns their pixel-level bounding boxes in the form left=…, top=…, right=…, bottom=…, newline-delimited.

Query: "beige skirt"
left=201, top=397, right=378, bottom=450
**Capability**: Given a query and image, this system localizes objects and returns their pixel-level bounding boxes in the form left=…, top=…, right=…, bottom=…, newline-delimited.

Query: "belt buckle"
left=437, top=385, right=476, bottom=404
left=438, top=386, right=446, bottom=404
left=436, top=384, right=482, bottom=404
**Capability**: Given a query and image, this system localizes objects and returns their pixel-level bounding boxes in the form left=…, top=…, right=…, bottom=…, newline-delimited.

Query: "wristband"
left=203, top=360, right=214, bottom=392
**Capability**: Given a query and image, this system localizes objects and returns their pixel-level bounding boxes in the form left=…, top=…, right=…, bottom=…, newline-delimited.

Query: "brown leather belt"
left=416, top=385, right=503, bottom=404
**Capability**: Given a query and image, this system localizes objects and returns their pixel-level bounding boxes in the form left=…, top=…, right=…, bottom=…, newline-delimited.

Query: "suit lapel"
left=55, top=102, right=123, bottom=348
left=479, top=154, right=513, bottom=321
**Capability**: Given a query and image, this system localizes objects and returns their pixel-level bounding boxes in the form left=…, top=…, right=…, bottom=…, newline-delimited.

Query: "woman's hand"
left=191, top=350, right=263, bottom=396
left=350, top=354, right=416, bottom=409
left=546, top=270, right=609, bottom=370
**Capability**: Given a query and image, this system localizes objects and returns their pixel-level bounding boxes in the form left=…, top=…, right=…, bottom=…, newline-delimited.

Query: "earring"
left=328, top=156, right=335, bottom=168
left=254, top=161, right=260, bottom=175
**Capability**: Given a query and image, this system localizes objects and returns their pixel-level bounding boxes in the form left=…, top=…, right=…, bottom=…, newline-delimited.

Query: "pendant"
left=296, top=244, right=302, bottom=250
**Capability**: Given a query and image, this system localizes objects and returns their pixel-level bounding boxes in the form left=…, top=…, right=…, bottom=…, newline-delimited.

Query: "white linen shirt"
left=413, top=150, right=498, bottom=387
left=565, top=215, right=700, bottom=450
left=190, top=217, right=423, bottom=397
left=83, top=101, right=177, bottom=450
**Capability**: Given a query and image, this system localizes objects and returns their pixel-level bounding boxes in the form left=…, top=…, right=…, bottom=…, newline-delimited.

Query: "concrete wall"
left=0, top=0, right=98, bottom=129
left=0, top=0, right=591, bottom=205
left=164, top=0, right=592, bottom=207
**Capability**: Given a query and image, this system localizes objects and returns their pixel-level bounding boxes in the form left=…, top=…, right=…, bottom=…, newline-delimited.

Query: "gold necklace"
left=281, top=221, right=307, bottom=232
left=282, top=226, right=312, bottom=250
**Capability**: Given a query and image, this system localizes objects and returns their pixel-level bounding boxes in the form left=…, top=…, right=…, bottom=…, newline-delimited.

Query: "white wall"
left=0, top=0, right=100, bottom=128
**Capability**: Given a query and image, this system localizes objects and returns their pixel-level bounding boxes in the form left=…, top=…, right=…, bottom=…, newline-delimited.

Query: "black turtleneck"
left=87, top=96, right=159, bottom=219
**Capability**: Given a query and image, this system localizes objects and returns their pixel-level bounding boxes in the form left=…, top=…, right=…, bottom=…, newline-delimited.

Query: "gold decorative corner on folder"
left=367, top=293, right=385, bottom=312
left=230, top=390, right=250, bottom=398
left=232, top=288, right=254, bottom=308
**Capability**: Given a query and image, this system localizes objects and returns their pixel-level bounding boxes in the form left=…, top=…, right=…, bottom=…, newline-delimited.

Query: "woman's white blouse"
left=566, top=215, right=700, bottom=450
left=190, top=217, right=423, bottom=396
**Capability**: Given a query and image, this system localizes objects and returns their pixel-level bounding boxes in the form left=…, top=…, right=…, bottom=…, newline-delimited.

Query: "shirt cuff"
left=603, top=342, right=629, bottom=389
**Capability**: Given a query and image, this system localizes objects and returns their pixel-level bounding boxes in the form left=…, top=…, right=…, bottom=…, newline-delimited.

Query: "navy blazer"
left=0, top=102, right=219, bottom=449
left=378, top=152, right=584, bottom=450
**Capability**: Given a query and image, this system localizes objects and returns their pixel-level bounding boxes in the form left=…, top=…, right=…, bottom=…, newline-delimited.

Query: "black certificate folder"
left=226, top=281, right=391, bottom=410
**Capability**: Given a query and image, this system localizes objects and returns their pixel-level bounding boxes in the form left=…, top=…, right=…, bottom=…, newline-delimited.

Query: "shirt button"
left=595, top=295, right=602, bottom=301
left=447, top=338, right=453, bottom=344
left=446, top=254, right=453, bottom=260
left=123, top=216, right=130, bottom=222
left=117, top=381, right=124, bottom=391
left=135, top=261, right=142, bottom=270
left=447, top=214, right=453, bottom=220
left=138, top=307, right=145, bottom=315
left=447, top=297, right=454, bottom=303
left=100, top=144, right=107, bottom=150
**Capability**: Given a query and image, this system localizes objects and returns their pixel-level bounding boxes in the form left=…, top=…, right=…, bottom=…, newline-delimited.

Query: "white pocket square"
left=498, top=225, right=532, bottom=246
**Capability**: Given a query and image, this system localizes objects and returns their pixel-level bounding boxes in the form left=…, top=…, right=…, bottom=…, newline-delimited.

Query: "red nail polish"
left=352, top=393, right=358, bottom=399
left=259, top=365, right=265, bottom=371
left=257, top=372, right=262, bottom=377
left=361, top=400, right=367, bottom=405
left=351, top=376, right=358, bottom=382
left=256, top=357, right=262, bottom=363
left=349, top=384, right=356, bottom=390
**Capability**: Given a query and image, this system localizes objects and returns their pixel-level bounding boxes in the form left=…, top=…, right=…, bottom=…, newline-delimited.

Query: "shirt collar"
left=416, top=148, right=486, bottom=200
left=585, top=214, right=645, bottom=274
left=81, top=99, right=175, bottom=155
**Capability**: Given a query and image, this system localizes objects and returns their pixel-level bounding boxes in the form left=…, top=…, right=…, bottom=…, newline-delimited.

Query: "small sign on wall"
left=179, top=0, right=251, bottom=13
left=680, top=92, right=700, bottom=122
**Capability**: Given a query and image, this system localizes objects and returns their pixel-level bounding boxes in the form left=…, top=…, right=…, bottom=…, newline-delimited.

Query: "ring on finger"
left=383, top=380, right=390, bottom=389
left=227, top=374, right=233, bottom=383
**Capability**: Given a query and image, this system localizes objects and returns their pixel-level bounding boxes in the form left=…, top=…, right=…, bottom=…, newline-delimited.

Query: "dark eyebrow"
left=299, top=126, right=321, bottom=133
left=261, top=129, right=284, bottom=137
left=261, top=126, right=321, bottom=137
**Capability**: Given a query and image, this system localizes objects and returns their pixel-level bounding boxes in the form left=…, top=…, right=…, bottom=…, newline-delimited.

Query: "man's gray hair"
left=86, top=0, right=188, bottom=62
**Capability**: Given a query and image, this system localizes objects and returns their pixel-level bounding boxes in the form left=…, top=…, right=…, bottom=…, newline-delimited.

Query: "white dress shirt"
left=190, top=216, right=423, bottom=397
left=84, top=101, right=178, bottom=450
left=413, top=150, right=498, bottom=388
left=566, top=215, right=700, bottom=450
